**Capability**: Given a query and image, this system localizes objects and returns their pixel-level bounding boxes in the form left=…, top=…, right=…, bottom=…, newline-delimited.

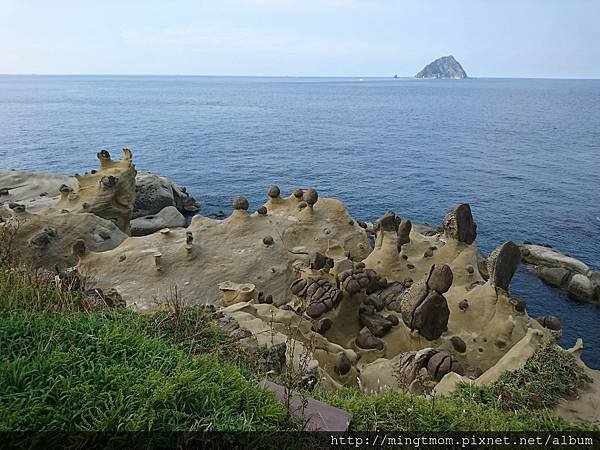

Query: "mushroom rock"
left=78, top=187, right=370, bottom=310
left=292, top=188, right=304, bottom=200
left=443, top=203, right=477, bottom=244
left=375, top=210, right=401, bottom=234
left=362, top=212, right=406, bottom=280
left=232, top=196, right=249, bottom=211
left=486, top=241, right=521, bottom=291
left=303, top=188, right=319, bottom=208
left=399, top=265, right=452, bottom=340
left=55, top=148, right=136, bottom=233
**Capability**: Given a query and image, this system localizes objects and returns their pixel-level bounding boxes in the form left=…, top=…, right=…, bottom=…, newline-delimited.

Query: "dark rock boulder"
left=399, top=264, right=452, bottom=340
left=487, top=241, right=520, bottom=290
left=426, top=351, right=464, bottom=381
left=443, top=204, right=477, bottom=244
left=355, top=328, right=385, bottom=350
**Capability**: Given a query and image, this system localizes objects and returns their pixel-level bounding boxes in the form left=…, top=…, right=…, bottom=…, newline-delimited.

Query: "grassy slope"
left=0, top=267, right=594, bottom=432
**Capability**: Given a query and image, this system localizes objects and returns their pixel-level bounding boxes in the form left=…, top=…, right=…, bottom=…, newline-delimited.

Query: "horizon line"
left=0, top=73, right=599, bottom=81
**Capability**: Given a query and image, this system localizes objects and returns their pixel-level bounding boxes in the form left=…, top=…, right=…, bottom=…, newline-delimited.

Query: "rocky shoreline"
left=518, top=243, right=600, bottom=304
left=1, top=149, right=598, bottom=427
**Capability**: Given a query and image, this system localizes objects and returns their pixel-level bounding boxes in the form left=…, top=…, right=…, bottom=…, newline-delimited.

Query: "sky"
left=1, top=0, right=599, bottom=78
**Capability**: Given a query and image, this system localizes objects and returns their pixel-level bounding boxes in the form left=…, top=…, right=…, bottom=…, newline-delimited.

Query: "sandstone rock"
left=394, top=348, right=437, bottom=386
left=375, top=210, right=400, bottom=233
left=487, top=241, right=520, bottom=290
left=443, top=203, right=477, bottom=244
left=55, top=149, right=136, bottom=232
left=130, top=206, right=186, bottom=236
left=218, top=281, right=257, bottom=306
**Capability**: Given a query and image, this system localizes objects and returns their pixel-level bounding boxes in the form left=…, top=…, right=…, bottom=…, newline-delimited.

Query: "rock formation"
left=77, top=185, right=371, bottom=311
left=134, top=170, right=199, bottom=218
left=519, top=243, right=599, bottom=304
left=415, top=55, right=467, bottom=79
left=55, top=149, right=136, bottom=232
left=0, top=150, right=136, bottom=268
left=3, top=150, right=599, bottom=427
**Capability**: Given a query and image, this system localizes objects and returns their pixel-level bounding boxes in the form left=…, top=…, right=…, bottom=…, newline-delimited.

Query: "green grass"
left=0, top=268, right=288, bottom=432
left=453, top=341, right=589, bottom=412
left=0, top=265, right=596, bottom=433
left=317, top=387, right=582, bottom=432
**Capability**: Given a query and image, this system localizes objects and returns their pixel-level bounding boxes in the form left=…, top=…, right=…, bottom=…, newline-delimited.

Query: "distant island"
left=415, top=55, right=467, bottom=79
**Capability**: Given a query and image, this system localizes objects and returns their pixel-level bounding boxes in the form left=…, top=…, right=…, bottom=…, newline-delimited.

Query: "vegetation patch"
left=453, top=341, right=590, bottom=412
left=0, top=265, right=596, bottom=433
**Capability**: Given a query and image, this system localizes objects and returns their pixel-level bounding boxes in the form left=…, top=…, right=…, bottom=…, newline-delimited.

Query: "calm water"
left=1, top=75, right=599, bottom=367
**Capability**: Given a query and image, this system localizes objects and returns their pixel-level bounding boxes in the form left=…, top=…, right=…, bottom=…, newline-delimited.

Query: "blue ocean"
left=1, top=75, right=599, bottom=367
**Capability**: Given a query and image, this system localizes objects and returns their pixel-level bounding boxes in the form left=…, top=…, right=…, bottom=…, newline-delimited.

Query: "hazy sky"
left=1, top=0, right=598, bottom=78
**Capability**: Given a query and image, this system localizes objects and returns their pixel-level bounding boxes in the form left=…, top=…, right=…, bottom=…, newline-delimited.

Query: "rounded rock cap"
left=428, top=264, right=453, bottom=294
left=293, top=188, right=304, bottom=199
left=232, top=196, right=249, bottom=211
left=303, top=188, right=319, bottom=206
left=267, top=185, right=281, bottom=198
left=97, top=149, right=111, bottom=160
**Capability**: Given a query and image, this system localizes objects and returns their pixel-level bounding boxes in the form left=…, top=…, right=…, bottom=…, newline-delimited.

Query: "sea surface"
left=1, top=75, right=599, bottom=367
